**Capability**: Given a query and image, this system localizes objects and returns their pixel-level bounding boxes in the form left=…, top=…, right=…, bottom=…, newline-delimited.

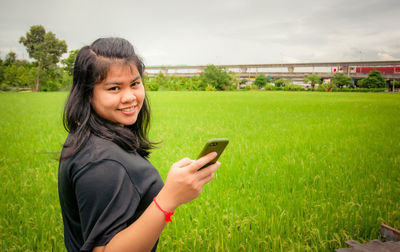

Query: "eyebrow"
left=104, top=75, right=141, bottom=86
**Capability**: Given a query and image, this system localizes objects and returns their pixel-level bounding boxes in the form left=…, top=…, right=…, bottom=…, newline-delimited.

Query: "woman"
left=58, top=37, right=220, bottom=252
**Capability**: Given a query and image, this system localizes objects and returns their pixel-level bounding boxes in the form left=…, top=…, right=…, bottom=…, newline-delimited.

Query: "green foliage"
left=254, top=74, right=267, bottom=88
left=40, top=80, right=61, bottom=91
left=145, top=66, right=234, bottom=92
left=19, top=25, right=67, bottom=91
left=148, top=82, right=160, bottom=91
left=244, top=85, right=251, bottom=91
left=154, top=72, right=168, bottom=88
left=2, top=51, right=30, bottom=68
left=264, top=84, right=275, bottom=91
left=273, top=78, right=288, bottom=87
left=200, top=65, right=231, bottom=90
left=143, top=75, right=160, bottom=91
left=357, top=69, right=386, bottom=88
left=205, top=84, right=217, bottom=91
left=144, top=74, right=205, bottom=91
left=331, top=87, right=386, bottom=92
left=39, top=72, right=72, bottom=92
left=36, top=66, right=72, bottom=91
left=303, top=74, right=322, bottom=89
left=4, top=52, right=17, bottom=66
left=250, top=84, right=258, bottom=90
left=284, top=83, right=305, bottom=91
left=0, top=83, right=11, bottom=91
left=1, top=64, right=37, bottom=90
left=185, top=76, right=202, bottom=91
left=3, top=65, right=18, bottom=86
left=317, top=82, right=334, bottom=92
left=228, top=71, right=241, bottom=90
left=169, top=76, right=189, bottom=91
left=62, top=49, right=79, bottom=76
left=60, top=72, right=73, bottom=91
left=390, top=80, right=400, bottom=89
left=332, top=73, right=353, bottom=88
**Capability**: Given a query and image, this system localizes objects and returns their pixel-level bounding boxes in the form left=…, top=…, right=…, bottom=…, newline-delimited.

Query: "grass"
left=1, top=91, right=399, bottom=251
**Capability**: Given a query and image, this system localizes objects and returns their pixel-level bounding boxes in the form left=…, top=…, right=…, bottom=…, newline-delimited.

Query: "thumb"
left=190, top=152, right=218, bottom=171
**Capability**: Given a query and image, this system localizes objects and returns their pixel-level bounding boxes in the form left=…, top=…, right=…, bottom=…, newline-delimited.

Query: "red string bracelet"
left=153, top=197, right=174, bottom=224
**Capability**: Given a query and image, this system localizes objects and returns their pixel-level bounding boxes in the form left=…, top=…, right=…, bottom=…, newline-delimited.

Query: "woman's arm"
left=93, top=152, right=220, bottom=252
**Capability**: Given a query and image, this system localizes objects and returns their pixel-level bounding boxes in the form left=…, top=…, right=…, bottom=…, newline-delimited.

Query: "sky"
left=0, top=0, right=399, bottom=66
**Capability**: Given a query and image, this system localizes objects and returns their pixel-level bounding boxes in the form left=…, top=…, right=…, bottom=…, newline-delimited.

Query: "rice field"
left=1, top=91, right=399, bottom=251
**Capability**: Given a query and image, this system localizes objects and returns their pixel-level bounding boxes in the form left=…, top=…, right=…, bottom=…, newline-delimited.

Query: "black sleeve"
left=72, top=159, right=140, bottom=251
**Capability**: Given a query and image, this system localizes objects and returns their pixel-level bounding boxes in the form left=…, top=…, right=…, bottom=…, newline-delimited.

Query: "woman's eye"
left=131, top=82, right=141, bottom=87
left=108, top=86, right=119, bottom=91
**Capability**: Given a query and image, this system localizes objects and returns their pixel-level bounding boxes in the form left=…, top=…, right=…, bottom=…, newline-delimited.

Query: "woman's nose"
left=121, top=90, right=136, bottom=103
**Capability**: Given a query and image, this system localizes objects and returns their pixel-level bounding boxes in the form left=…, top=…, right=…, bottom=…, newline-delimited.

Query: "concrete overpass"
left=145, top=60, right=400, bottom=81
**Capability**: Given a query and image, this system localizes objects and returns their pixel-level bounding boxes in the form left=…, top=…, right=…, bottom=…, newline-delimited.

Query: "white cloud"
left=378, top=52, right=399, bottom=61
left=1, top=0, right=399, bottom=64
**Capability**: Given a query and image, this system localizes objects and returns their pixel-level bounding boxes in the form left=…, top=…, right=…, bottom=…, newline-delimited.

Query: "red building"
left=354, top=67, right=400, bottom=74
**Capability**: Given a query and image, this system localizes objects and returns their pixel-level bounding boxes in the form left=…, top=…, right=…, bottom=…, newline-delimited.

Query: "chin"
left=121, top=118, right=138, bottom=126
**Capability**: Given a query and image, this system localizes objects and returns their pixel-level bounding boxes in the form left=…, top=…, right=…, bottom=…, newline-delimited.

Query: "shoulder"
left=64, top=135, right=130, bottom=168
left=60, top=135, right=161, bottom=194
left=74, top=159, right=138, bottom=199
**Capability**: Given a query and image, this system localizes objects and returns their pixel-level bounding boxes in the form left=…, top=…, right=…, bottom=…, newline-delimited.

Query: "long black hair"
left=61, top=37, right=155, bottom=159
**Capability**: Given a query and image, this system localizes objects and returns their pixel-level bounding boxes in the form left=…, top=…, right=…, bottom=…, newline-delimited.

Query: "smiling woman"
left=58, top=37, right=220, bottom=252
left=91, top=63, right=145, bottom=126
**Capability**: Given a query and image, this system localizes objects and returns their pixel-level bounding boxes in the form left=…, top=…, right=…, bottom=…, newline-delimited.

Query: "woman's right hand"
left=155, top=152, right=220, bottom=212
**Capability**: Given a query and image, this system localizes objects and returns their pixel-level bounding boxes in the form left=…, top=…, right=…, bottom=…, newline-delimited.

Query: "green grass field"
left=1, top=91, right=399, bottom=251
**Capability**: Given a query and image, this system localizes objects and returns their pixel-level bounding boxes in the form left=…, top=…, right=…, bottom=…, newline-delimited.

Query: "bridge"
left=145, top=60, right=400, bottom=81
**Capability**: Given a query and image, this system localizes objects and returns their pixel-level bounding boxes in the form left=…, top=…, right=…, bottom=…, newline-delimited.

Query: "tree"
left=62, top=49, right=79, bottom=76
left=0, top=58, right=4, bottom=84
left=357, top=69, right=386, bottom=88
left=303, top=74, right=322, bottom=90
left=317, top=83, right=334, bottom=92
left=4, top=52, right=17, bottom=66
left=154, top=72, right=168, bottom=88
left=254, top=74, right=267, bottom=89
left=332, top=73, right=353, bottom=88
left=390, top=80, right=400, bottom=91
left=274, top=78, right=287, bottom=87
left=2, top=64, right=37, bottom=89
left=3, top=65, right=19, bottom=87
left=3, top=51, right=30, bottom=67
left=200, top=65, right=231, bottom=90
left=228, top=71, right=241, bottom=90
left=19, top=25, right=67, bottom=91
left=186, top=76, right=202, bottom=90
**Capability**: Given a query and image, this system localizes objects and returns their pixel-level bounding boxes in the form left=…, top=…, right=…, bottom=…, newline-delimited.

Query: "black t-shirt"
left=58, top=135, right=164, bottom=251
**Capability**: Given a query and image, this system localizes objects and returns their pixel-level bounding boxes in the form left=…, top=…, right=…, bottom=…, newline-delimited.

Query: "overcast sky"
left=1, top=0, right=399, bottom=65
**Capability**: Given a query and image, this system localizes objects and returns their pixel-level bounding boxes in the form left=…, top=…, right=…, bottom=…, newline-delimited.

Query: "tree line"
left=1, top=25, right=398, bottom=92
left=253, top=70, right=399, bottom=92
left=0, top=25, right=75, bottom=92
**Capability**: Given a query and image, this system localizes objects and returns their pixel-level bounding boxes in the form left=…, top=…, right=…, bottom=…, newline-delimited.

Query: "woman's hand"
left=92, top=152, right=220, bottom=252
left=155, top=152, right=220, bottom=212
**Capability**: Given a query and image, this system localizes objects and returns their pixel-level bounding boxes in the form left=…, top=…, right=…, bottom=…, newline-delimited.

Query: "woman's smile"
left=118, top=105, right=137, bottom=115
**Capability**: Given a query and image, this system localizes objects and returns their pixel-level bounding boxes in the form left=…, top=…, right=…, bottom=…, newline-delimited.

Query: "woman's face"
left=91, top=63, right=145, bottom=126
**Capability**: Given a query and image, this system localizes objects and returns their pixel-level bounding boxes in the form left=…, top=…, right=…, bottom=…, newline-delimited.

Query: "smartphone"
left=197, top=138, right=229, bottom=170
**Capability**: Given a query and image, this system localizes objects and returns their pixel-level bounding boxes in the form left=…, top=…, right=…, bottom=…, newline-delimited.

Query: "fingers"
left=173, top=157, right=194, bottom=168
left=197, top=161, right=220, bottom=181
left=200, top=171, right=215, bottom=185
left=190, top=152, right=218, bottom=171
